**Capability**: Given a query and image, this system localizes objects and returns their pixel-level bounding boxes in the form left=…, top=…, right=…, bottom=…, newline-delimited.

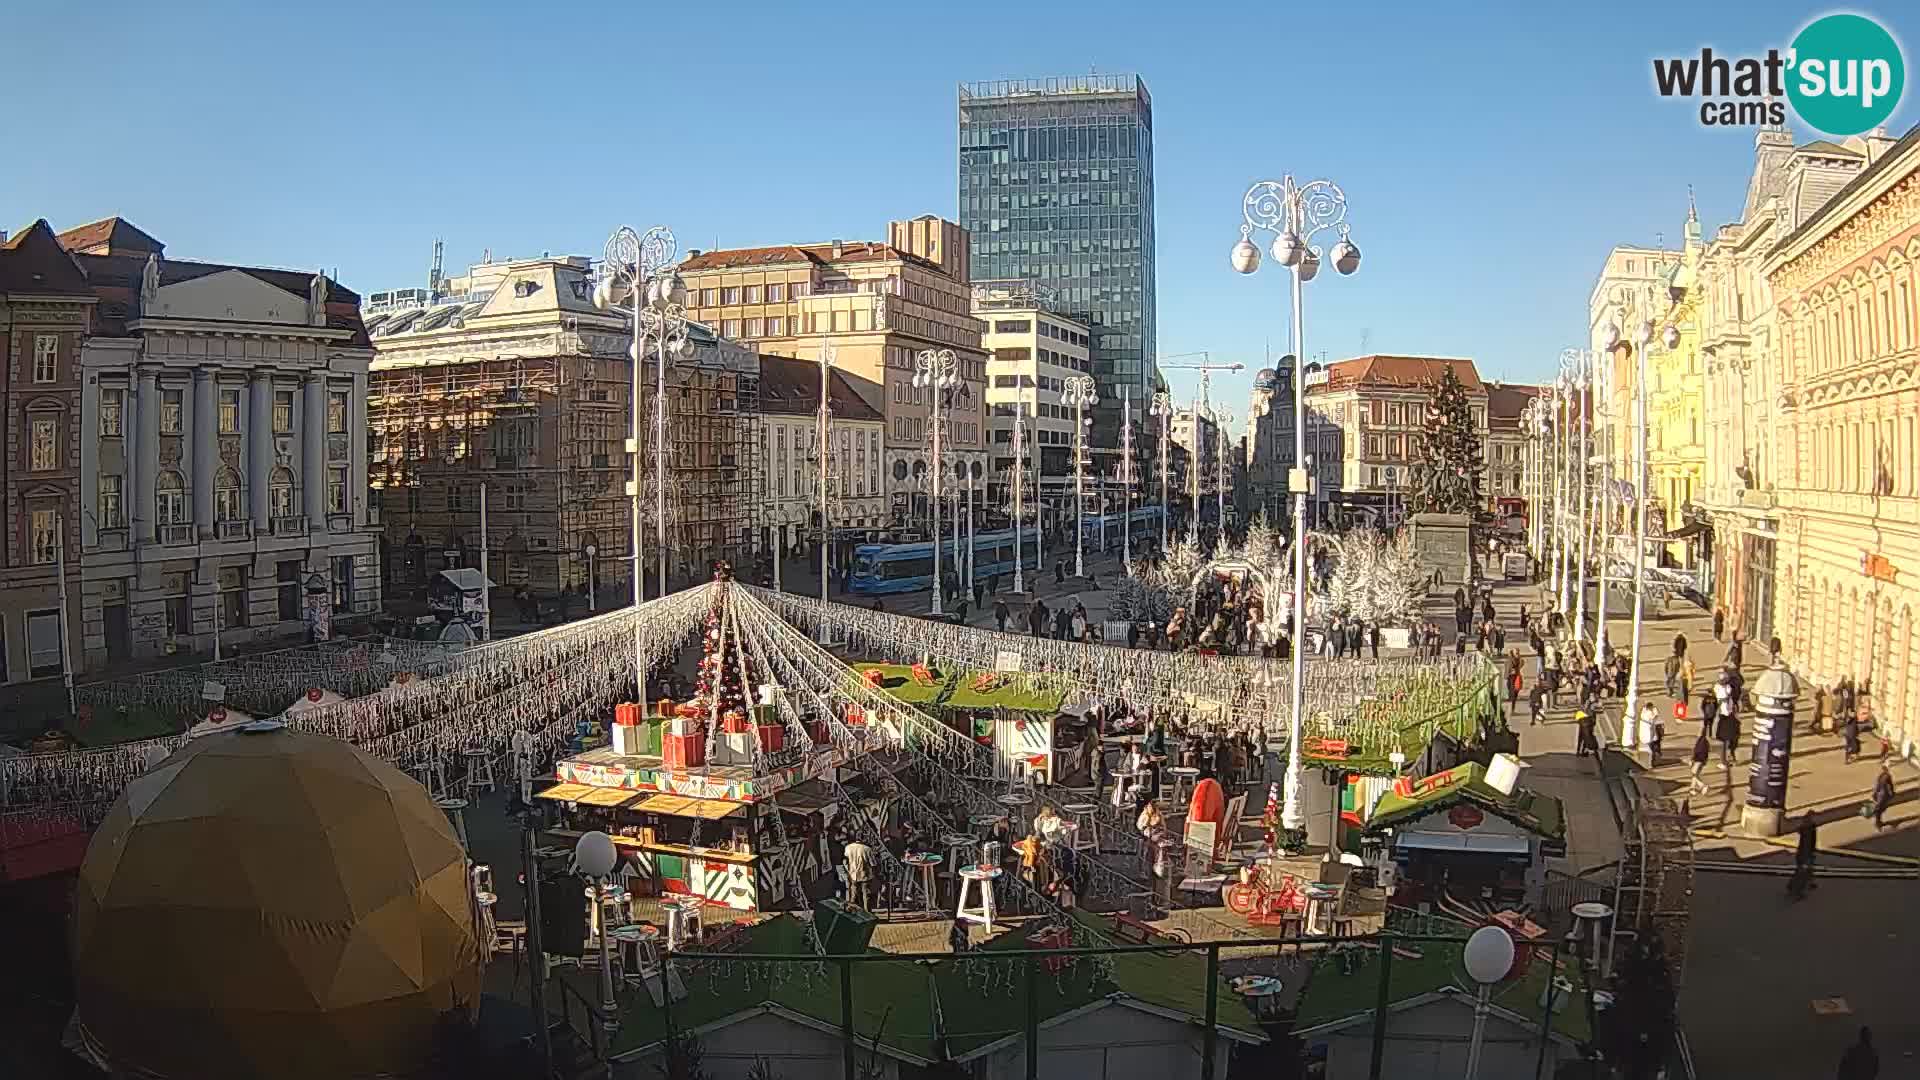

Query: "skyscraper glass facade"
left=958, top=76, right=1155, bottom=429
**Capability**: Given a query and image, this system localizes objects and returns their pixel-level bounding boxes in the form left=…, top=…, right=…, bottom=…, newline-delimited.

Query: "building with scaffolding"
left=363, top=252, right=761, bottom=608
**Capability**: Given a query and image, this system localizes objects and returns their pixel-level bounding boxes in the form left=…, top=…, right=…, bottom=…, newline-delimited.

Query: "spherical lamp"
left=72, top=727, right=480, bottom=1080
left=1601, top=321, right=1621, bottom=350
left=573, top=830, right=619, bottom=879
left=1662, top=323, right=1681, bottom=350
left=1331, top=237, right=1362, bottom=275
left=1269, top=230, right=1305, bottom=267
left=1230, top=236, right=1261, bottom=275
left=1297, top=249, right=1322, bottom=283
left=1463, top=925, right=1518, bottom=984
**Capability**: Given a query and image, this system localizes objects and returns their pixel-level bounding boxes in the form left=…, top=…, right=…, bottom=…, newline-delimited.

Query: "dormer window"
left=513, top=279, right=541, bottom=298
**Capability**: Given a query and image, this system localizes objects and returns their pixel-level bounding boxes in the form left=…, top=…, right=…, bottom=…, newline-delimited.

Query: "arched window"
left=270, top=466, right=297, bottom=519
left=214, top=466, right=244, bottom=522
left=156, top=470, right=187, bottom=525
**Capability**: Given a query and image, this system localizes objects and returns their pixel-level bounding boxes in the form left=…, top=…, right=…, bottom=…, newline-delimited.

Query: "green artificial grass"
left=73, top=705, right=183, bottom=747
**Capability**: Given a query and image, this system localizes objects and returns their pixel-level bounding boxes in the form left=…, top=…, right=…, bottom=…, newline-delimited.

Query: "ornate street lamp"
left=1232, top=175, right=1360, bottom=834
left=1063, top=375, right=1098, bottom=578
left=913, top=349, right=960, bottom=615
left=1149, top=390, right=1173, bottom=553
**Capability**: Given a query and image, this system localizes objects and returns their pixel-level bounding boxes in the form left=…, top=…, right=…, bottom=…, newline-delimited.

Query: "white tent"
left=187, top=707, right=256, bottom=740
left=282, top=689, right=347, bottom=718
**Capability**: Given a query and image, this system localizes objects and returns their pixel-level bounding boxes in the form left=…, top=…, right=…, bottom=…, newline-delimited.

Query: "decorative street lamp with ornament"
left=1063, top=375, right=1098, bottom=579
left=1232, top=175, right=1362, bottom=834
left=1150, top=390, right=1173, bottom=553
left=913, top=349, right=961, bottom=616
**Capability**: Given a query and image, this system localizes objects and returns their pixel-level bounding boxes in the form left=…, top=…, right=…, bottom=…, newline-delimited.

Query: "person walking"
left=1789, top=815, right=1818, bottom=899
left=1870, top=765, right=1895, bottom=830
left=1663, top=649, right=1682, bottom=701
left=994, top=597, right=1010, bottom=633
left=974, top=580, right=986, bottom=610
left=1054, top=559, right=1066, bottom=585
left=1640, top=700, right=1662, bottom=766
left=1575, top=709, right=1599, bottom=757
left=1842, top=703, right=1861, bottom=764
left=1527, top=681, right=1545, bottom=726
left=844, top=836, right=875, bottom=911
left=1029, top=599, right=1049, bottom=638
left=1368, top=622, right=1380, bottom=660
left=1837, top=1026, right=1879, bottom=1080
left=1689, top=731, right=1711, bottom=795
left=1505, top=651, right=1524, bottom=709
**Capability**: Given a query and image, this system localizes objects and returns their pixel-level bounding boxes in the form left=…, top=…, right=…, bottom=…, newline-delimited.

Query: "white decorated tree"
left=1370, top=530, right=1424, bottom=627
left=1153, top=533, right=1206, bottom=611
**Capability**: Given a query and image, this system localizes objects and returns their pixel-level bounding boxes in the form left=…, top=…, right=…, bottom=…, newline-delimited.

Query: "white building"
left=757, top=353, right=887, bottom=558
left=60, top=219, right=378, bottom=665
left=976, top=284, right=1093, bottom=520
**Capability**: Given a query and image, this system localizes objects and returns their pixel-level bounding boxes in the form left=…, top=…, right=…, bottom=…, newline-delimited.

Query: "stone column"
left=135, top=367, right=160, bottom=544
left=303, top=372, right=327, bottom=526
left=249, top=370, right=273, bottom=529
left=350, top=371, right=369, bottom=526
left=192, top=369, right=215, bottom=537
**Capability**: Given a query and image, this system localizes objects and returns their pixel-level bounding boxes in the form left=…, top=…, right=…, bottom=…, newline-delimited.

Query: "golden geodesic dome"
left=73, top=724, right=481, bottom=1080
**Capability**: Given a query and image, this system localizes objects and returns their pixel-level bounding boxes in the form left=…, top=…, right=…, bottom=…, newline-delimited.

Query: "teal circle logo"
left=1787, top=14, right=1905, bottom=136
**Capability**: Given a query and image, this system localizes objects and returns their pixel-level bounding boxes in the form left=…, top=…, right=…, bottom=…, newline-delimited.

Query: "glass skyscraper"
left=958, top=75, right=1155, bottom=436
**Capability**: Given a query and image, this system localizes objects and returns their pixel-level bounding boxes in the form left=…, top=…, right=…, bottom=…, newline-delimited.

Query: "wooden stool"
left=665, top=895, right=705, bottom=950
left=940, top=834, right=977, bottom=906
left=1167, top=766, right=1200, bottom=811
left=1061, top=802, right=1101, bottom=853
left=436, top=797, right=471, bottom=851
left=463, top=747, right=497, bottom=795
left=956, top=866, right=1001, bottom=931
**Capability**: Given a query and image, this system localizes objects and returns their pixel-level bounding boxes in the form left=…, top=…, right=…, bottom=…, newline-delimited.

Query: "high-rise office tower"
left=958, top=75, right=1155, bottom=449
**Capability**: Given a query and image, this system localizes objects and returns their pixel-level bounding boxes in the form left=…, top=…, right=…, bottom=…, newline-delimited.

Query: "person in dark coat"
left=1029, top=600, right=1049, bottom=637
left=1837, top=1026, right=1879, bottom=1080
left=1871, top=766, right=1896, bottom=830
left=1842, top=707, right=1862, bottom=764
left=1527, top=682, right=1545, bottom=726
left=1368, top=623, right=1380, bottom=659
left=1698, top=690, right=1718, bottom=741
left=1054, top=560, right=1066, bottom=585
left=1575, top=709, right=1599, bottom=757
left=1052, top=606, right=1072, bottom=641
left=993, top=597, right=1010, bottom=633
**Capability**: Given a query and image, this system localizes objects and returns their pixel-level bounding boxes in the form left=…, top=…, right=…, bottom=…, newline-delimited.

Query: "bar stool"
left=463, top=746, right=496, bottom=796
left=411, top=756, right=447, bottom=800
left=473, top=889, right=498, bottom=949
left=956, top=865, right=1001, bottom=931
left=1061, top=802, right=1101, bottom=854
left=939, top=833, right=977, bottom=906
left=665, top=894, right=705, bottom=950
left=436, top=797, right=471, bottom=851
left=902, top=852, right=943, bottom=917
left=1167, top=766, right=1201, bottom=811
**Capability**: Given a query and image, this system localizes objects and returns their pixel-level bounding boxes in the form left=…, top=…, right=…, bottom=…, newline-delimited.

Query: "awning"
left=630, top=792, right=748, bottom=820
left=574, top=786, right=645, bottom=808
left=1392, top=831, right=1531, bottom=855
left=534, top=782, right=598, bottom=803
left=1665, top=520, right=1711, bottom=541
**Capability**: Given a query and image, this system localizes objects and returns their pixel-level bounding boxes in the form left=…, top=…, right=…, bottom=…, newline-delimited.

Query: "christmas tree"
left=693, top=562, right=749, bottom=721
left=1408, top=366, right=1485, bottom=516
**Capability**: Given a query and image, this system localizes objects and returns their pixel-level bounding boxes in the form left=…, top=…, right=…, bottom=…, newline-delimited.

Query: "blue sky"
left=4, top=1, right=1912, bottom=425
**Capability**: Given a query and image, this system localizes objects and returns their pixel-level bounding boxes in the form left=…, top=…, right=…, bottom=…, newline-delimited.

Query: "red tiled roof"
left=0, top=220, right=91, bottom=295
left=758, top=354, right=884, bottom=422
left=680, top=240, right=938, bottom=274
left=54, top=216, right=165, bottom=257
left=1316, top=355, right=1485, bottom=393
left=1485, top=382, right=1545, bottom=424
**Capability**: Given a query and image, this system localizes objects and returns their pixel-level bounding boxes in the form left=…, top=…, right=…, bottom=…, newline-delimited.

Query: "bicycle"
left=1224, top=862, right=1305, bottom=922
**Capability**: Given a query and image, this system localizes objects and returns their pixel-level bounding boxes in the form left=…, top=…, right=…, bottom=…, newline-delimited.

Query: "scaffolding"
left=367, top=335, right=761, bottom=602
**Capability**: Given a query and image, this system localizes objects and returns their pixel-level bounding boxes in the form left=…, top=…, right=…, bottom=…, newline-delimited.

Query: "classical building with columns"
left=1765, top=125, right=1920, bottom=760
left=58, top=219, right=377, bottom=666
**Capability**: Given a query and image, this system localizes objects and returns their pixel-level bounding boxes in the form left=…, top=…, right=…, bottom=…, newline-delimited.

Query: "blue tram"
left=847, top=506, right=1163, bottom=595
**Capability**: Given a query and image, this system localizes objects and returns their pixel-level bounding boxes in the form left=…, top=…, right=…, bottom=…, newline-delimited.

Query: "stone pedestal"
left=1409, top=513, right=1475, bottom=587
left=1740, top=803, right=1784, bottom=838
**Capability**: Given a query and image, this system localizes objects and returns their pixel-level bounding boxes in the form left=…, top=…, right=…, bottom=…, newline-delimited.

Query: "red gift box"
left=663, top=731, right=706, bottom=770
left=756, top=723, right=785, bottom=754
left=723, top=709, right=751, bottom=734
left=806, top=720, right=831, bottom=746
left=844, top=706, right=867, bottom=727
left=615, top=702, right=641, bottom=727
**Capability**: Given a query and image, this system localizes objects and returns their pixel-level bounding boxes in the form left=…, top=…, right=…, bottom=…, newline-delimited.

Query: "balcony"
left=216, top=519, right=253, bottom=541
left=327, top=514, right=353, bottom=533
left=159, top=524, right=195, bottom=546
left=272, top=514, right=310, bottom=537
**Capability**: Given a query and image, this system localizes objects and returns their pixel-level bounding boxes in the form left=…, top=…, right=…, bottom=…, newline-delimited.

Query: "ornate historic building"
left=60, top=219, right=380, bottom=666
left=1, top=222, right=92, bottom=691
left=1766, top=124, right=1920, bottom=760
left=1699, top=123, right=1870, bottom=644
left=1302, top=355, right=1488, bottom=527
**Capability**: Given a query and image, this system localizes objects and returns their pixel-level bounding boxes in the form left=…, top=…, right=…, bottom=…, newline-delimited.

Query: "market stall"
left=1362, top=757, right=1565, bottom=910
left=538, top=783, right=770, bottom=911
left=861, top=663, right=1072, bottom=783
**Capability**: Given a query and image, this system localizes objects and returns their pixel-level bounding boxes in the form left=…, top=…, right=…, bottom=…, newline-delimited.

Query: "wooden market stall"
left=860, top=662, right=1074, bottom=784
left=1361, top=758, right=1566, bottom=911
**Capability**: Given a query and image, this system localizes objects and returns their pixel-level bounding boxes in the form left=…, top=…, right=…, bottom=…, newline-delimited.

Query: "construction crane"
left=1158, top=352, right=1245, bottom=539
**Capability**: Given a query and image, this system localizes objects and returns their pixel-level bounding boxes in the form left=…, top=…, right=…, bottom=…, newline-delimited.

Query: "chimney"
left=831, top=239, right=844, bottom=258
left=0, top=229, right=7, bottom=244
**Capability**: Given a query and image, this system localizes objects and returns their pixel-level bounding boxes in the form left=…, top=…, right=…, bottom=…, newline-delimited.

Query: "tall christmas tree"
left=1408, top=366, right=1485, bottom=515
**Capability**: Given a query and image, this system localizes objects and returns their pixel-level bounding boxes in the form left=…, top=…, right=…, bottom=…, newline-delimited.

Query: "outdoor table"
left=1302, top=883, right=1341, bottom=935
left=1167, top=766, right=1201, bottom=809
left=1231, top=974, right=1286, bottom=1020
left=1110, top=770, right=1142, bottom=810
left=611, top=923, right=660, bottom=974
left=969, top=812, right=1007, bottom=832
left=956, top=865, right=1002, bottom=930
left=903, top=852, right=943, bottom=916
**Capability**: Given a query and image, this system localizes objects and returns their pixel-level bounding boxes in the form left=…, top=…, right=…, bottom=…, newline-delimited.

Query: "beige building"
left=1485, top=382, right=1545, bottom=513
left=365, top=254, right=762, bottom=603
left=1591, top=244, right=1680, bottom=467
left=679, top=216, right=989, bottom=531
left=1244, top=362, right=1297, bottom=527
left=1766, top=124, right=1920, bottom=759
left=1699, top=123, right=1870, bottom=643
left=756, top=354, right=886, bottom=552
left=975, top=282, right=1092, bottom=520
left=1304, top=356, right=1488, bottom=526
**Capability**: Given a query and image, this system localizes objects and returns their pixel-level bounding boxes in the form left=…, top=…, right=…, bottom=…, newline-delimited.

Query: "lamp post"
left=1213, top=408, right=1234, bottom=538
left=1233, top=174, right=1362, bottom=833
left=1010, top=387, right=1031, bottom=593
left=816, top=340, right=835, bottom=609
left=1063, top=375, right=1098, bottom=578
left=571, top=831, right=621, bottom=1040
left=1462, top=925, right=1517, bottom=1080
left=914, top=349, right=960, bottom=615
left=594, top=224, right=688, bottom=705
left=1592, top=344, right=1613, bottom=655
left=1561, top=348, right=1592, bottom=645
left=965, top=460, right=979, bottom=592
left=1121, top=388, right=1135, bottom=572
left=1608, top=313, right=1662, bottom=755
left=585, top=543, right=597, bottom=610
left=1150, top=390, right=1172, bottom=553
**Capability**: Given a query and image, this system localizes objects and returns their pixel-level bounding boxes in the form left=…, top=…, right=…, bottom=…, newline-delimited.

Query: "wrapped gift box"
left=752, top=703, right=777, bottom=727
left=669, top=713, right=703, bottom=737
left=641, top=718, right=664, bottom=757
left=612, top=723, right=644, bottom=756
left=615, top=702, right=642, bottom=727
left=806, top=719, right=831, bottom=746
left=662, top=731, right=706, bottom=771
left=722, top=709, right=751, bottom=735
left=756, top=723, right=785, bottom=754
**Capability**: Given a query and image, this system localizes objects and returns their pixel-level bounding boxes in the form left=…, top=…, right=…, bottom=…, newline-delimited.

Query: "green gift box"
left=641, top=718, right=664, bottom=757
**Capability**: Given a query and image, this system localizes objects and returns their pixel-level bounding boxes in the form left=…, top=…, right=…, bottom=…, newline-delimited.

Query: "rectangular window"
left=100, top=388, right=124, bottom=436
left=767, top=283, right=786, bottom=302
left=277, top=560, right=302, bottom=622
left=165, top=573, right=192, bottom=638
left=744, top=285, right=762, bottom=303
left=218, top=388, right=241, bottom=433
left=219, top=566, right=248, bottom=629
left=29, top=508, right=59, bottom=564
left=767, top=317, right=785, bottom=335
left=33, top=334, right=57, bottom=382
left=273, top=390, right=294, bottom=432
left=327, top=390, right=348, bottom=434
left=723, top=320, right=742, bottom=338
left=327, top=467, right=348, bottom=514
left=331, top=555, right=354, bottom=614
left=30, top=416, right=58, bottom=470
left=99, top=475, right=124, bottom=528
left=721, top=287, right=741, bottom=304
left=505, top=482, right=526, bottom=510
left=25, top=609, right=62, bottom=679
left=701, top=288, right=718, bottom=306
left=161, top=388, right=183, bottom=433
left=746, top=318, right=764, bottom=337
